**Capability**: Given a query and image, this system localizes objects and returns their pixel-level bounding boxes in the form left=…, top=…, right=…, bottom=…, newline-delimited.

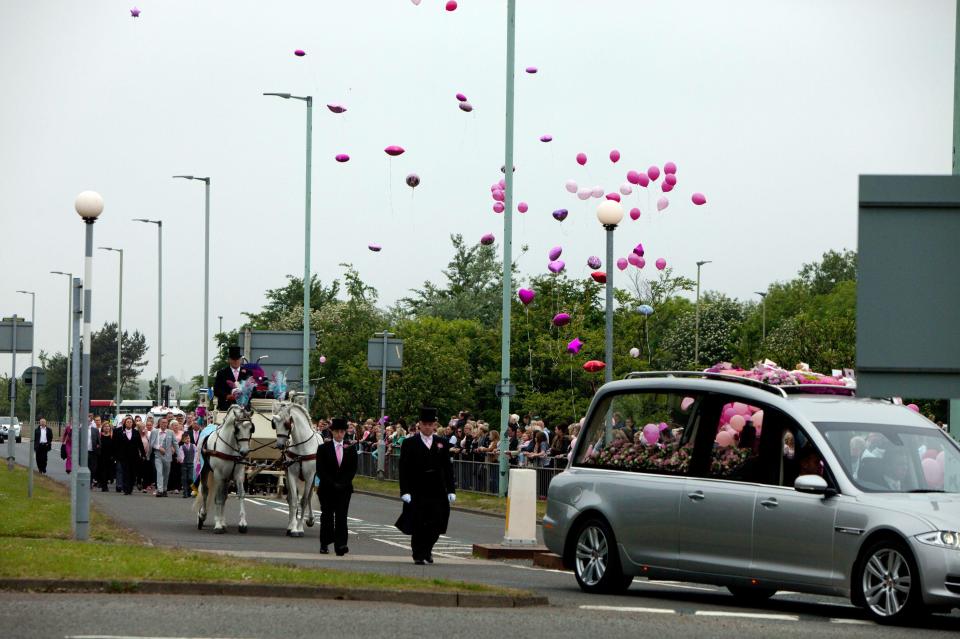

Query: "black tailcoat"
left=397, top=434, right=455, bottom=538
left=213, top=365, right=250, bottom=411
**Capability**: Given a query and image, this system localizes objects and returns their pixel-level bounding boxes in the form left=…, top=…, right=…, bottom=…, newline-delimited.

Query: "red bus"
left=89, top=400, right=117, bottom=421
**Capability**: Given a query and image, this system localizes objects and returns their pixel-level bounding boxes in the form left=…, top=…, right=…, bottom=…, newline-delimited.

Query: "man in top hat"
left=317, top=418, right=357, bottom=556
left=213, top=346, right=250, bottom=411
left=397, top=407, right=456, bottom=565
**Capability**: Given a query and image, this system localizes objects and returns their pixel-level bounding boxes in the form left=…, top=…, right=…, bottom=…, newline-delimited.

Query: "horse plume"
left=269, top=370, right=288, bottom=400
left=234, top=377, right=257, bottom=409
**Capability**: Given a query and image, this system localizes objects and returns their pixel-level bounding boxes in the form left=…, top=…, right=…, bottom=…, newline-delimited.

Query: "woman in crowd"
left=97, top=422, right=114, bottom=491
left=138, top=419, right=155, bottom=492
left=61, top=422, right=73, bottom=474
left=529, top=430, right=550, bottom=467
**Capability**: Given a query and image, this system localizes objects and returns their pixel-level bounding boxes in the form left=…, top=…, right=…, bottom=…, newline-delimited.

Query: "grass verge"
left=353, top=476, right=547, bottom=520
left=0, top=466, right=520, bottom=595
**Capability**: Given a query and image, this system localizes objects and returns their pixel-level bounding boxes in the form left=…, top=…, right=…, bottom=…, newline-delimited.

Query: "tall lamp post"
left=16, top=290, right=36, bottom=494
left=133, top=218, right=163, bottom=405
left=263, top=92, right=313, bottom=400
left=173, top=175, right=211, bottom=391
left=597, top=200, right=624, bottom=445
left=754, top=291, right=767, bottom=344
left=99, top=247, right=124, bottom=409
left=694, top=260, right=712, bottom=368
left=50, top=271, right=73, bottom=423
left=218, top=315, right=223, bottom=335
left=75, top=190, right=104, bottom=541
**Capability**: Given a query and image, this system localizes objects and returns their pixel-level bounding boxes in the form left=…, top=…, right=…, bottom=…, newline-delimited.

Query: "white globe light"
left=596, top=200, right=624, bottom=226
left=75, top=191, right=104, bottom=219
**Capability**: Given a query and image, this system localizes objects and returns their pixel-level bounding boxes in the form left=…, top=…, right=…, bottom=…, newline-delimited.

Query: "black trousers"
left=319, top=489, right=352, bottom=549
left=35, top=447, right=49, bottom=473
left=412, top=528, right=441, bottom=561
left=120, top=460, right=137, bottom=495
left=88, top=451, right=98, bottom=484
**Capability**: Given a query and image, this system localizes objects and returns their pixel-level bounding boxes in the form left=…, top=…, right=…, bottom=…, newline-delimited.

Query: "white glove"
left=401, top=494, right=412, bottom=504
left=447, top=493, right=456, bottom=503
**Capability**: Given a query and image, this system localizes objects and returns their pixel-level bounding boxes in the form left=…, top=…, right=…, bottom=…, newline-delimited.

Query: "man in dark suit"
left=33, top=418, right=54, bottom=474
left=213, top=346, right=250, bottom=411
left=318, top=418, right=357, bottom=556
left=398, top=407, right=456, bottom=565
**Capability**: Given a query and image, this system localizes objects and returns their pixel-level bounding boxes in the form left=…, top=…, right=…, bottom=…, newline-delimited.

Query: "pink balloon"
left=629, top=207, right=641, bottom=221
left=368, top=243, right=382, bottom=252
left=729, top=414, right=746, bottom=432
left=548, top=260, right=566, bottom=274
left=655, top=258, right=667, bottom=270
left=518, top=201, right=528, bottom=213
left=498, top=179, right=505, bottom=188
left=518, top=288, right=535, bottom=305
left=616, top=258, right=628, bottom=271
left=715, top=431, right=735, bottom=447
left=619, top=183, right=633, bottom=196
left=456, top=92, right=467, bottom=102
left=923, top=448, right=940, bottom=460
left=721, top=406, right=737, bottom=424
left=609, top=149, right=621, bottom=163
left=627, top=254, right=642, bottom=267
left=647, top=165, right=661, bottom=181
left=635, top=257, right=646, bottom=269
left=922, top=457, right=944, bottom=488
left=326, top=104, right=347, bottom=114
left=525, top=66, right=538, bottom=74
left=384, top=145, right=405, bottom=157
left=445, top=0, right=457, bottom=10
left=294, top=49, right=306, bottom=57
left=642, top=424, right=660, bottom=445
left=605, top=193, right=621, bottom=202
left=907, top=403, right=920, bottom=413
left=540, top=135, right=553, bottom=143
left=691, top=192, right=707, bottom=206
left=319, top=355, right=327, bottom=364
left=458, top=101, right=474, bottom=113
left=565, top=179, right=578, bottom=193
left=752, top=410, right=764, bottom=428
left=591, top=186, right=604, bottom=198
left=657, top=197, right=669, bottom=211
left=576, top=152, right=587, bottom=166
left=665, top=174, right=678, bottom=186
left=732, top=402, right=751, bottom=415
left=577, top=188, right=591, bottom=200
left=680, top=397, right=695, bottom=411
left=480, top=233, right=495, bottom=246
left=548, top=246, right=562, bottom=261
left=664, top=161, right=677, bottom=175
left=637, top=173, right=650, bottom=187
left=661, top=182, right=674, bottom=193
left=493, top=202, right=504, bottom=213
left=626, top=170, right=641, bottom=185
left=335, top=154, right=350, bottom=162
left=492, top=190, right=504, bottom=202
left=587, top=256, right=602, bottom=269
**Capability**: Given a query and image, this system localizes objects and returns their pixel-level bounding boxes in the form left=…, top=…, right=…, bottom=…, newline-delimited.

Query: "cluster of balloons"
left=640, top=422, right=669, bottom=445
left=455, top=93, right=473, bottom=112
left=714, top=402, right=763, bottom=448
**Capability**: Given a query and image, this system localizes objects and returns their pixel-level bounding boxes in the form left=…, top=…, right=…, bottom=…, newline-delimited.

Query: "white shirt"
left=39, top=427, right=47, bottom=444
left=88, top=424, right=97, bottom=451
left=449, top=435, right=458, bottom=447
left=420, top=434, right=434, bottom=449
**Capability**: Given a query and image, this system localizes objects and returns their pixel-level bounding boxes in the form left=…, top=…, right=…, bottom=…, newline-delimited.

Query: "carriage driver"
left=213, top=346, right=250, bottom=411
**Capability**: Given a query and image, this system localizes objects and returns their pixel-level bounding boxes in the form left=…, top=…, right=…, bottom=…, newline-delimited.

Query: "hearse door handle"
left=687, top=491, right=705, bottom=501
left=760, top=498, right=779, bottom=508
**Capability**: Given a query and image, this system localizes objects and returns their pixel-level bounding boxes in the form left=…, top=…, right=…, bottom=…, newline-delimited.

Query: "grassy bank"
left=353, top=476, right=547, bottom=520
left=0, top=466, right=518, bottom=595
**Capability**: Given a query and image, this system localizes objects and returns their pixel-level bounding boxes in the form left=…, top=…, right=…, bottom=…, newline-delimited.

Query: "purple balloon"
left=566, top=337, right=583, bottom=354
left=335, top=153, right=350, bottom=162
left=540, top=135, right=553, bottom=143
left=552, top=208, right=569, bottom=222
left=587, top=255, right=602, bottom=270
left=130, top=7, right=141, bottom=17
left=480, top=233, right=495, bottom=246
left=525, top=66, right=538, bottom=74
left=459, top=101, right=474, bottom=112
left=633, top=243, right=645, bottom=257
left=456, top=93, right=468, bottom=102
left=552, top=313, right=571, bottom=327
left=518, top=288, right=535, bottom=305
left=294, top=49, right=306, bottom=57
left=616, top=258, right=628, bottom=271
left=368, top=243, right=382, bottom=252
left=326, top=104, right=347, bottom=114
left=548, top=260, right=566, bottom=274
left=548, top=246, right=563, bottom=261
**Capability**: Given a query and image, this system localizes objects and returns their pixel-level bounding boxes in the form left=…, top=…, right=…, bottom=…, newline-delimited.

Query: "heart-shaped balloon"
left=657, top=197, right=670, bottom=211
left=548, top=260, right=566, bottom=274
left=548, top=246, right=562, bottom=261
left=552, top=208, right=569, bottom=222
left=518, top=288, right=535, bottom=305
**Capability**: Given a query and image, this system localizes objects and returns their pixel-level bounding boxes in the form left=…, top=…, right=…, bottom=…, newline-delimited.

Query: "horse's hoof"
left=305, top=519, right=315, bottom=528
left=286, top=530, right=294, bottom=537
left=213, top=527, right=226, bottom=535
left=238, top=525, right=248, bottom=534
left=294, top=531, right=304, bottom=538
left=197, top=518, right=203, bottom=531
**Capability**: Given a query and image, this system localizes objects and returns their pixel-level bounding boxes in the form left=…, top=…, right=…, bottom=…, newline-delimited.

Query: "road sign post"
left=2, top=316, right=33, bottom=470
left=23, top=366, right=45, bottom=498
left=367, top=332, right=402, bottom=479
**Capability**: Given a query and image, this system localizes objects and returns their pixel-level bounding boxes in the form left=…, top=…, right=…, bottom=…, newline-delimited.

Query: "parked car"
left=0, top=416, right=22, bottom=443
left=543, top=371, right=960, bottom=624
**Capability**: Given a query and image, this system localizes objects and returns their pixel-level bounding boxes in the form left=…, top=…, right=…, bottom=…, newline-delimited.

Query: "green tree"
left=244, top=275, right=340, bottom=329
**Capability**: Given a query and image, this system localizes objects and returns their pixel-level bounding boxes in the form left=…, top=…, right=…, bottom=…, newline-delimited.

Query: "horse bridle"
left=214, top=408, right=254, bottom=458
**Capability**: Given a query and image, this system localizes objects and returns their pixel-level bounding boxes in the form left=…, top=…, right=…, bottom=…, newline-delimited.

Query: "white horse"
left=272, top=402, right=320, bottom=537
left=195, top=405, right=256, bottom=534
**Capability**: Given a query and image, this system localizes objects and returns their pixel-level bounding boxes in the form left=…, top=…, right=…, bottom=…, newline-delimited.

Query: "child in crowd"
left=177, top=432, right=196, bottom=498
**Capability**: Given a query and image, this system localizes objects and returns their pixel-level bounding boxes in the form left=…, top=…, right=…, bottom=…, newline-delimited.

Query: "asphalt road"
left=9, top=442, right=960, bottom=638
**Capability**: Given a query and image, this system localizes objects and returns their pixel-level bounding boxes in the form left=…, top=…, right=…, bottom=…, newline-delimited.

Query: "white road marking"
left=830, top=618, right=872, bottom=625
left=579, top=605, right=676, bottom=614
left=67, top=636, right=255, bottom=639
left=694, top=611, right=799, bottom=621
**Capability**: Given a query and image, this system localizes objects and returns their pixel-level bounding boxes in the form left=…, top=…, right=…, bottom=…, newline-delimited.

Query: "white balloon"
left=619, top=182, right=633, bottom=196
left=565, top=179, right=578, bottom=193
left=411, top=0, right=422, bottom=4
left=629, top=347, right=640, bottom=358
left=577, top=187, right=592, bottom=200
left=591, top=186, right=604, bottom=198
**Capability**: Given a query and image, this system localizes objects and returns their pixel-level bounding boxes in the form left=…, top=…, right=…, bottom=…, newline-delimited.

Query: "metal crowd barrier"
left=354, top=450, right=566, bottom=499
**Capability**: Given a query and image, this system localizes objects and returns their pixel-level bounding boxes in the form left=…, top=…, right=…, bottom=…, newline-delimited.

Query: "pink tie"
left=336, top=445, right=343, bottom=467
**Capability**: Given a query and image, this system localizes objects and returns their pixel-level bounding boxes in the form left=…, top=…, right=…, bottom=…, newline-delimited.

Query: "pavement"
left=9, top=442, right=960, bottom=638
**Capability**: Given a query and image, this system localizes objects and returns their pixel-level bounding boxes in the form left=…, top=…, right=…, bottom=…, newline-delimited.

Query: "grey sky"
left=0, top=0, right=954, bottom=388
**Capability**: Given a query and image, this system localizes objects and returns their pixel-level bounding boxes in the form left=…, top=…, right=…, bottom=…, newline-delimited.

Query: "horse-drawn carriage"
left=194, top=369, right=321, bottom=537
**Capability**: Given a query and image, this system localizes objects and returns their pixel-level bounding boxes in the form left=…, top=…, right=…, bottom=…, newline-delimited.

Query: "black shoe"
left=335, top=547, right=349, bottom=557
left=425, top=554, right=434, bottom=564
left=319, top=545, right=329, bottom=554
left=414, top=559, right=426, bottom=565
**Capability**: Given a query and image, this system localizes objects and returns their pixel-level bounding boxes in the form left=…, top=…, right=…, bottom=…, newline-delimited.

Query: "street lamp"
left=754, top=291, right=768, bottom=343
left=50, top=271, right=73, bottom=422
left=596, top=200, right=624, bottom=387
left=173, top=175, right=212, bottom=392
left=694, top=260, right=712, bottom=368
left=133, top=218, right=162, bottom=405
left=218, top=315, right=223, bottom=335
left=264, top=91, right=313, bottom=399
left=75, top=189, right=104, bottom=542
left=99, top=247, right=124, bottom=409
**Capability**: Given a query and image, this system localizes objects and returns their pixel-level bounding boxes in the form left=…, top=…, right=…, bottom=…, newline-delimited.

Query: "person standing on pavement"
left=177, top=432, right=196, bottom=498
left=397, top=407, right=456, bottom=565
left=97, top=423, right=114, bottom=491
left=317, top=418, right=358, bottom=556
left=87, top=416, right=101, bottom=488
left=150, top=418, right=177, bottom=497
left=61, top=423, right=72, bottom=474
left=33, top=418, right=53, bottom=474
left=115, top=416, right=144, bottom=495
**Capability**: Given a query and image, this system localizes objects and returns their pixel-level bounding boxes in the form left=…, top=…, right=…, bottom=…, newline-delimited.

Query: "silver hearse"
left=543, top=372, right=960, bottom=624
